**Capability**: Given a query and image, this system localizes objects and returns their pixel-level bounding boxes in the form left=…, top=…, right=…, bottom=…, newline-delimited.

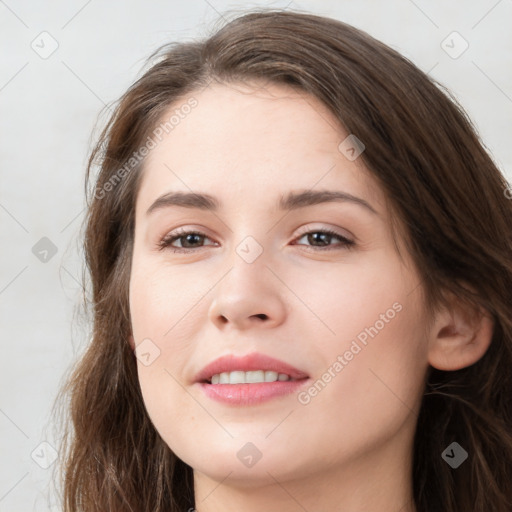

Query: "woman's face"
left=129, top=81, right=430, bottom=489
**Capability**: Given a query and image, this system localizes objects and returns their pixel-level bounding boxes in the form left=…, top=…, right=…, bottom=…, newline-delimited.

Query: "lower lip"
left=198, top=379, right=309, bottom=406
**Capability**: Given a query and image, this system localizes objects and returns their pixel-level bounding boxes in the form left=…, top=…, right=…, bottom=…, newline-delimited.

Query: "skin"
left=128, top=80, right=493, bottom=512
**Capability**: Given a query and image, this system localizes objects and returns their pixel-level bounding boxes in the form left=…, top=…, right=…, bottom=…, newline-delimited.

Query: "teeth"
left=209, top=370, right=292, bottom=384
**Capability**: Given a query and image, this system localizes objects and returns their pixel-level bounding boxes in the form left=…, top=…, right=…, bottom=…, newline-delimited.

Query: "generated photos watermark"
left=297, top=301, right=403, bottom=405
left=94, top=97, right=198, bottom=200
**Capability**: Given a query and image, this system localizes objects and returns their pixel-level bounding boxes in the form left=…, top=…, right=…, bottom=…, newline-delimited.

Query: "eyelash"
left=157, top=227, right=355, bottom=253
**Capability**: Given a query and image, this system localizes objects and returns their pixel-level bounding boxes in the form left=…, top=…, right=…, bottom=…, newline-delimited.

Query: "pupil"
left=184, top=234, right=201, bottom=247
left=309, top=233, right=329, bottom=246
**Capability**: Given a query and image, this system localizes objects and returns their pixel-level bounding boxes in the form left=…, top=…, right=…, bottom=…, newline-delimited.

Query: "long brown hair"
left=51, top=8, right=512, bottom=511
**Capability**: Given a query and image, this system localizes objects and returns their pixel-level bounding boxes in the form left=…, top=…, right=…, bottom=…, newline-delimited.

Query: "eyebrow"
left=146, top=189, right=378, bottom=216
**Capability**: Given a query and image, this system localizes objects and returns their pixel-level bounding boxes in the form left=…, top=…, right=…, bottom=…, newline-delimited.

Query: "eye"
left=292, top=228, right=355, bottom=251
left=157, top=227, right=216, bottom=253
left=157, top=227, right=355, bottom=253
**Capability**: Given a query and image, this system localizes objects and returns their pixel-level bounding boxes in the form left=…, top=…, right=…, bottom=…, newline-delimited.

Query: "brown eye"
left=293, top=229, right=355, bottom=251
left=157, top=227, right=355, bottom=254
left=158, top=229, right=215, bottom=252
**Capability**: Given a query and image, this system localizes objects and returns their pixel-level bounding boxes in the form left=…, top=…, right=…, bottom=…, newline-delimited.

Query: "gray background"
left=1, top=0, right=511, bottom=510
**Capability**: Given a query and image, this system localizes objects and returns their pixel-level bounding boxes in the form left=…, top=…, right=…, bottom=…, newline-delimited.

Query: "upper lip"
left=194, top=352, right=309, bottom=383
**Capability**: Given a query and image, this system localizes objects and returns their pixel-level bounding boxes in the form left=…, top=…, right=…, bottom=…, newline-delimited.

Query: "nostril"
left=253, top=314, right=268, bottom=320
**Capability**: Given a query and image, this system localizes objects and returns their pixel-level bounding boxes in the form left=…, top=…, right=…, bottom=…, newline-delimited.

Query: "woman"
left=53, top=8, right=512, bottom=512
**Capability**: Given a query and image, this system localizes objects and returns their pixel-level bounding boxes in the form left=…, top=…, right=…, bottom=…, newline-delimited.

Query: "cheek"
left=129, top=266, right=200, bottom=392
left=294, top=253, right=428, bottom=424
left=129, top=257, right=217, bottom=448
left=285, top=251, right=414, bottom=353
left=129, top=256, right=209, bottom=342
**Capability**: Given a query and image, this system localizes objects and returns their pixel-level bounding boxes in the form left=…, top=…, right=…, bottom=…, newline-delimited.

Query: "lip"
left=194, top=352, right=309, bottom=383
left=194, top=352, right=310, bottom=406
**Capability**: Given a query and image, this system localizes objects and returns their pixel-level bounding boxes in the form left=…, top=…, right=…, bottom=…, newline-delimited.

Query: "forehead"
left=135, top=81, right=383, bottom=215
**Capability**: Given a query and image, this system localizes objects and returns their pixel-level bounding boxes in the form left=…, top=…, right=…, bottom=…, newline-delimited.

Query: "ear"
left=128, top=334, right=135, bottom=351
left=427, top=294, right=494, bottom=371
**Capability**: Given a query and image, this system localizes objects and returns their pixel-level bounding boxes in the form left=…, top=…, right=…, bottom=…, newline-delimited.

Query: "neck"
left=192, top=415, right=417, bottom=512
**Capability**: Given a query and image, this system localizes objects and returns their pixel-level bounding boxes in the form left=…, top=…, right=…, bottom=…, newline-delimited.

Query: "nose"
left=207, top=256, right=288, bottom=331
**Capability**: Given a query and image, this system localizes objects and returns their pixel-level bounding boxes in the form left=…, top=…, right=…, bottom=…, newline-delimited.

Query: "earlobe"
left=427, top=299, right=494, bottom=371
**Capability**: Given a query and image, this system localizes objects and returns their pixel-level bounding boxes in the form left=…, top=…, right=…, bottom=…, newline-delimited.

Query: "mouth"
left=195, top=352, right=309, bottom=383
left=195, top=352, right=310, bottom=406
left=204, top=370, right=303, bottom=385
